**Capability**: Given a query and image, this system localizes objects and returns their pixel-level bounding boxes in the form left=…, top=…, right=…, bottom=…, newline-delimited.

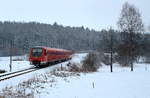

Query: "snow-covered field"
left=0, top=53, right=150, bottom=98
left=36, top=62, right=150, bottom=98
left=39, top=70, right=150, bottom=98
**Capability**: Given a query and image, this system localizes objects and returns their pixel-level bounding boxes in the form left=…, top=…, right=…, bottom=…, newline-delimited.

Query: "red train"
left=29, top=46, right=73, bottom=67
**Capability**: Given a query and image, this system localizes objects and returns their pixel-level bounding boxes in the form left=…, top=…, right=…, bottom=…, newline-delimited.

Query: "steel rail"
left=0, top=68, right=37, bottom=82
left=0, top=67, right=36, bottom=78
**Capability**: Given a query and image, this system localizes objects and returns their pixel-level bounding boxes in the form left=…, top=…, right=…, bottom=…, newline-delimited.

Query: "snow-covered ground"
left=0, top=53, right=87, bottom=89
left=35, top=62, right=150, bottom=98
left=0, top=53, right=150, bottom=98
left=0, top=55, right=32, bottom=72
left=39, top=70, right=150, bottom=98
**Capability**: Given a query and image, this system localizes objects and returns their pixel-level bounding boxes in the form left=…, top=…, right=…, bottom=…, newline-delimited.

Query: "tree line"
left=0, top=22, right=100, bottom=56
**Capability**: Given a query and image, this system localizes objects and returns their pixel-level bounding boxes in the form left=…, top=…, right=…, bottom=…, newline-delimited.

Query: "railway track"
left=0, top=67, right=38, bottom=82
left=0, top=59, right=71, bottom=82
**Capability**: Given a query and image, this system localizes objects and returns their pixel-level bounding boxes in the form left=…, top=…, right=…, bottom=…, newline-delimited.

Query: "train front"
left=29, top=47, right=46, bottom=66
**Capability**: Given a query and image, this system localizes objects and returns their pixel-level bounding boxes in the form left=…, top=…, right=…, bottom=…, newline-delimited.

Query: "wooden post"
left=92, top=82, right=95, bottom=88
left=61, top=64, right=63, bottom=71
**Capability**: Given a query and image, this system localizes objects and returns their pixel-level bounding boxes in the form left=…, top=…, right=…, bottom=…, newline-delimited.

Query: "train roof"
left=31, top=46, right=71, bottom=52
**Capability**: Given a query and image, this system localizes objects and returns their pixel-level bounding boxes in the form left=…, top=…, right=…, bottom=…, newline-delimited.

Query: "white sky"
left=0, top=0, right=149, bottom=31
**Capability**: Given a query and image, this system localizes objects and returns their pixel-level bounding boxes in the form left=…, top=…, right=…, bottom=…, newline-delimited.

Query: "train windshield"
left=32, top=48, right=42, bottom=57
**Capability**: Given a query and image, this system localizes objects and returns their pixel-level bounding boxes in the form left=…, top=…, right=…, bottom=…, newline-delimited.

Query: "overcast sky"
left=0, top=0, right=149, bottom=31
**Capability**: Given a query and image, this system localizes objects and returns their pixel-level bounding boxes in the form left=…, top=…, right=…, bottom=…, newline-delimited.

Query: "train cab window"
left=44, top=49, right=47, bottom=55
left=32, top=48, right=42, bottom=57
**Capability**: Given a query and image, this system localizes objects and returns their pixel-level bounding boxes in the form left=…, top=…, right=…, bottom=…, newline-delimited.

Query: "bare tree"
left=117, top=2, right=144, bottom=71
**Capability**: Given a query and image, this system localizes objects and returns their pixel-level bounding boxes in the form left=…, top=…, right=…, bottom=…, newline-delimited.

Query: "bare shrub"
left=102, top=54, right=111, bottom=65
left=55, top=66, right=68, bottom=71
left=116, top=56, right=131, bottom=66
left=0, top=86, right=34, bottom=98
left=81, top=52, right=103, bottom=72
left=51, top=70, right=80, bottom=77
left=64, top=52, right=104, bottom=73
left=68, top=63, right=81, bottom=72
left=54, top=62, right=82, bottom=73
left=144, top=56, right=150, bottom=63
left=102, top=53, right=117, bottom=65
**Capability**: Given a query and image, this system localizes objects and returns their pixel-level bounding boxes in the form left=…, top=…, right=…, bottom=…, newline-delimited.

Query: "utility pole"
left=110, top=29, right=113, bottom=72
left=9, top=40, right=13, bottom=72
left=0, top=36, right=14, bottom=72
left=130, top=31, right=134, bottom=71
